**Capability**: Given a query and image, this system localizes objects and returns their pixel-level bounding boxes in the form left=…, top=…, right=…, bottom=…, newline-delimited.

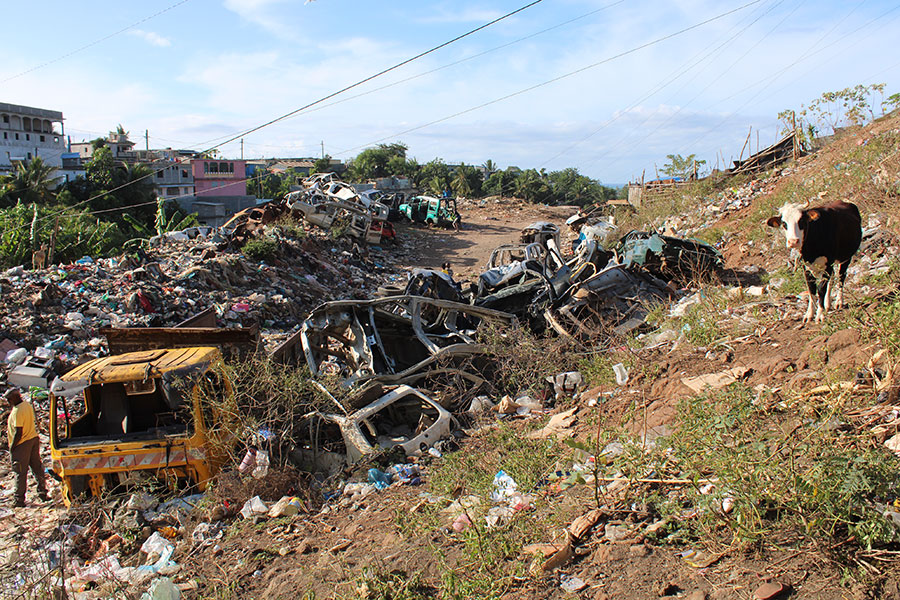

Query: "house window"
left=2, top=133, right=6, bottom=139
left=26, top=134, right=30, bottom=141
left=1, top=115, right=8, bottom=123
left=27, top=152, right=32, bottom=159
left=40, top=135, right=45, bottom=142
left=209, top=162, right=219, bottom=174
left=181, top=169, right=188, bottom=178
left=204, top=162, right=209, bottom=174
left=219, top=162, right=229, bottom=173
left=166, top=187, right=179, bottom=196
left=156, top=170, right=164, bottom=178
left=15, top=133, right=19, bottom=140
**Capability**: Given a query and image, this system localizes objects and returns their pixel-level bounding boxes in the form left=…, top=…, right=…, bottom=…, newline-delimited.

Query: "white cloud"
left=222, top=0, right=301, bottom=41
left=129, top=29, right=172, bottom=48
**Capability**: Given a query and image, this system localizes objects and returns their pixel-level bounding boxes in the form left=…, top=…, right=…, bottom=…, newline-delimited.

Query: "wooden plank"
left=101, top=325, right=260, bottom=357
left=270, top=328, right=305, bottom=366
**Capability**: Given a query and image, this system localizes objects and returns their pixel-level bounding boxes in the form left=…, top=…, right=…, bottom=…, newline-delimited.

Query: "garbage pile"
left=0, top=219, right=403, bottom=376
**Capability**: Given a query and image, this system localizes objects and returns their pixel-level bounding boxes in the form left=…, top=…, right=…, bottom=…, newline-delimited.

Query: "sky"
left=3, top=0, right=898, bottom=184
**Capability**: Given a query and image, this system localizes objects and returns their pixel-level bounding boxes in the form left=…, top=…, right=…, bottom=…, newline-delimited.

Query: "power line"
left=201, top=0, right=626, bottom=150
left=539, top=0, right=787, bottom=169
left=334, top=0, right=766, bottom=157
left=594, top=0, right=889, bottom=176
left=2, top=0, right=191, bottom=83
left=189, top=0, right=547, bottom=152
left=577, top=0, right=804, bottom=173
left=14, top=0, right=546, bottom=231
left=684, top=0, right=897, bottom=158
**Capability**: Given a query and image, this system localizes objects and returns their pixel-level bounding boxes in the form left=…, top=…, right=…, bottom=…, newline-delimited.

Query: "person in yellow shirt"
left=5, top=388, right=49, bottom=508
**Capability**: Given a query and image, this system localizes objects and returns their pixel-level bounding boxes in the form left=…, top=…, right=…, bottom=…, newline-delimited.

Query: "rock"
left=629, top=544, right=649, bottom=557
left=685, top=592, right=707, bottom=600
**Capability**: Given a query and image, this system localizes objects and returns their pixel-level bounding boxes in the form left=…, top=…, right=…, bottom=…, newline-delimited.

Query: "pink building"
left=191, top=159, right=247, bottom=197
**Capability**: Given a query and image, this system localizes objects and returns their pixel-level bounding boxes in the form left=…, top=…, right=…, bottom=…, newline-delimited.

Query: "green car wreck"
left=398, top=195, right=462, bottom=230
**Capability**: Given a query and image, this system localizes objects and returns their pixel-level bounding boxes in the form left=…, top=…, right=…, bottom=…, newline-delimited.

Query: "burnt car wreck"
left=291, top=221, right=722, bottom=465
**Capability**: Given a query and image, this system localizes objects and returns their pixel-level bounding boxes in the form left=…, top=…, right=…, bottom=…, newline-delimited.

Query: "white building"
left=0, top=102, right=66, bottom=174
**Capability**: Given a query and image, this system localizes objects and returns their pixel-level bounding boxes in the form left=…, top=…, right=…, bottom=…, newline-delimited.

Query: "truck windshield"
left=55, top=380, right=193, bottom=447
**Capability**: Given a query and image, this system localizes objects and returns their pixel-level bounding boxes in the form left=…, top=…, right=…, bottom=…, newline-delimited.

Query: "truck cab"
left=49, top=347, right=235, bottom=505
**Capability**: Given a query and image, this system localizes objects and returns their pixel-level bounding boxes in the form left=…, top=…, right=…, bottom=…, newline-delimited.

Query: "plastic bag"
left=240, top=496, right=268, bottom=519
left=490, top=470, right=518, bottom=502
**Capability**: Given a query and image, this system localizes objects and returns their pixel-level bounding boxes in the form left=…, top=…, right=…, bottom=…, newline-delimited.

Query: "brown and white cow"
left=766, top=200, right=862, bottom=323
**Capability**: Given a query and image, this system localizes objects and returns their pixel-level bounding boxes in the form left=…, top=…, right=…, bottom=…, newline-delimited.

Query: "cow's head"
left=766, top=203, right=820, bottom=249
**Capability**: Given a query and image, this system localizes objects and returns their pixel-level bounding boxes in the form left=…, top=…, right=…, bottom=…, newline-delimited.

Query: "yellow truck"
left=49, top=347, right=235, bottom=506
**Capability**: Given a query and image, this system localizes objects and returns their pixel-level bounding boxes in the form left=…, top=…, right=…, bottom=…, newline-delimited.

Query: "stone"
left=629, top=544, right=649, bottom=557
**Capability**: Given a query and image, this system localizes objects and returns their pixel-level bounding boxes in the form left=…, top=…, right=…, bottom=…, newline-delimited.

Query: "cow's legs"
left=803, top=267, right=817, bottom=323
left=835, top=260, right=850, bottom=308
left=816, top=263, right=835, bottom=322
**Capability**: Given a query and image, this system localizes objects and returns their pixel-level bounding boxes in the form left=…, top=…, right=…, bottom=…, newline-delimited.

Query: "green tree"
left=311, top=155, right=332, bottom=175
left=483, top=168, right=518, bottom=197
left=348, top=142, right=409, bottom=181
left=417, top=159, right=451, bottom=192
left=513, top=169, right=551, bottom=203
left=660, top=154, right=705, bottom=179
left=482, top=159, right=497, bottom=175
left=86, top=146, right=115, bottom=189
left=247, top=170, right=284, bottom=200
left=451, top=163, right=473, bottom=198
left=0, top=157, right=61, bottom=207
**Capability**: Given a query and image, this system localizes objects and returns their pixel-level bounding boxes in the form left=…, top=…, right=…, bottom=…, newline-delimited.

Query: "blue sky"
left=3, top=0, right=898, bottom=183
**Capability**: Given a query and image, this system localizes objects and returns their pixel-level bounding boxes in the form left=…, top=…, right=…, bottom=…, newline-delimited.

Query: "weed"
left=350, top=568, right=436, bottom=600
left=428, top=422, right=561, bottom=499
left=242, top=237, right=280, bottom=262
left=608, top=383, right=899, bottom=552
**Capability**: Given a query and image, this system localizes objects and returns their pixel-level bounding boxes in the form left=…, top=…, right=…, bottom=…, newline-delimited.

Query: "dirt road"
left=394, top=197, right=577, bottom=278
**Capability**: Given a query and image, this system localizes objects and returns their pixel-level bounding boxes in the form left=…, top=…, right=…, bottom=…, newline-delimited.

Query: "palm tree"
left=0, top=157, right=60, bottom=207
left=451, top=164, right=472, bottom=198
left=482, top=159, right=497, bottom=176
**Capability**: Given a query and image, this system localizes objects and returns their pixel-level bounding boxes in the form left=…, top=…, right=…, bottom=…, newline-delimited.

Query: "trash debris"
left=141, top=532, right=174, bottom=565
left=368, top=468, right=394, bottom=490
left=240, top=496, right=269, bottom=519
left=303, top=384, right=452, bottom=466
left=559, top=574, right=588, bottom=593
left=613, top=362, right=629, bottom=385
left=528, top=407, right=578, bottom=440
left=48, top=347, right=234, bottom=505
left=268, top=496, right=304, bottom=518
left=141, top=577, right=182, bottom=600
left=545, top=371, right=584, bottom=399
left=300, top=296, right=514, bottom=389
left=681, top=366, right=750, bottom=393
left=754, top=581, right=788, bottom=600
left=451, top=513, right=472, bottom=532
left=490, top=471, right=518, bottom=502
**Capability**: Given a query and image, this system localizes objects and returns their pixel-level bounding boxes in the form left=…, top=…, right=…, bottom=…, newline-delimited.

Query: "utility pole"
left=791, top=110, right=798, bottom=161
left=240, top=138, right=244, bottom=160
left=145, top=129, right=149, bottom=151
left=321, top=140, right=325, bottom=159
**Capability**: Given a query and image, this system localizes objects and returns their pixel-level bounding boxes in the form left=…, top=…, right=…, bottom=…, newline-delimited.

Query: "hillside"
left=3, top=111, right=900, bottom=600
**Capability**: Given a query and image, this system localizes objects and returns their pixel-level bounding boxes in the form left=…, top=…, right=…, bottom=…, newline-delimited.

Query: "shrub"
left=242, top=237, right=280, bottom=262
